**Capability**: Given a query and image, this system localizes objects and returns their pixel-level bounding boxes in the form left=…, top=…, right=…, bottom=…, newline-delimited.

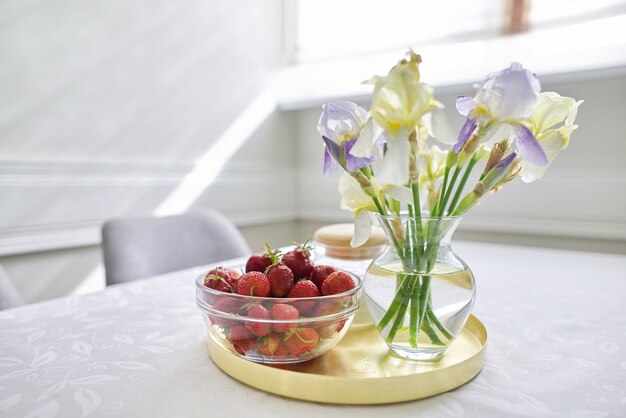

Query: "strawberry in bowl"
left=195, top=241, right=362, bottom=364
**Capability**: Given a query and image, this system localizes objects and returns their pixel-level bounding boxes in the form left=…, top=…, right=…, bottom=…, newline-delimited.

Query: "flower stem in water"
left=409, top=278, right=420, bottom=347
left=427, top=303, right=454, bottom=340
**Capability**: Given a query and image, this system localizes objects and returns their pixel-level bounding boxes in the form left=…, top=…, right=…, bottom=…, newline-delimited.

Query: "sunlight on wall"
left=72, top=87, right=278, bottom=295
left=154, top=87, right=277, bottom=216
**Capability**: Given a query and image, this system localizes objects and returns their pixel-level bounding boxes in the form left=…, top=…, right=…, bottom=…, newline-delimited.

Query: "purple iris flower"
left=452, top=63, right=547, bottom=165
left=322, top=136, right=376, bottom=175
left=318, top=102, right=376, bottom=175
left=452, top=117, right=477, bottom=153
left=456, top=96, right=476, bottom=116
left=482, top=152, right=518, bottom=191
left=511, top=126, right=547, bottom=165
left=496, top=152, right=517, bottom=169
left=470, top=62, right=541, bottom=121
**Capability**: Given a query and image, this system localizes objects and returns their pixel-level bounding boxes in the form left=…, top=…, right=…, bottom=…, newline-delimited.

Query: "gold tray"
left=207, top=310, right=487, bottom=404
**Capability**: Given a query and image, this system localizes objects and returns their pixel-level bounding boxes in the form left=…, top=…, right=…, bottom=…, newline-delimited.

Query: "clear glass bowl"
left=195, top=271, right=362, bottom=364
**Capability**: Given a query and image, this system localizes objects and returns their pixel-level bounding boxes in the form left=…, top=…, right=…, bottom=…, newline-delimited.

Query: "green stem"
left=416, top=276, right=431, bottom=335
left=409, top=278, right=421, bottom=347
left=427, top=306, right=454, bottom=340
left=376, top=274, right=411, bottom=332
left=406, top=205, right=417, bottom=269
left=439, top=166, right=462, bottom=216
left=435, top=166, right=450, bottom=217
left=372, top=196, right=387, bottom=216
left=372, top=195, right=405, bottom=259
left=423, top=163, right=461, bottom=257
left=447, top=157, right=479, bottom=215
left=411, top=181, right=422, bottom=218
left=410, top=181, right=424, bottom=259
left=423, top=314, right=445, bottom=346
left=383, top=277, right=414, bottom=343
left=407, top=181, right=427, bottom=346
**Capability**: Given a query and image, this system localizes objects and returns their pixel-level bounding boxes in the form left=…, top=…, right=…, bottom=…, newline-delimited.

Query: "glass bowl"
left=195, top=270, right=362, bottom=364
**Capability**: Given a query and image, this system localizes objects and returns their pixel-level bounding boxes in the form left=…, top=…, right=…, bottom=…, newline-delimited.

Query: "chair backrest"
left=0, top=265, right=23, bottom=310
left=102, top=211, right=251, bottom=286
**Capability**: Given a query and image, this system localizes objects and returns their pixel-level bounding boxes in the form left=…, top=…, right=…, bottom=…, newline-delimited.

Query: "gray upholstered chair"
left=0, top=265, right=23, bottom=310
left=102, top=211, right=250, bottom=286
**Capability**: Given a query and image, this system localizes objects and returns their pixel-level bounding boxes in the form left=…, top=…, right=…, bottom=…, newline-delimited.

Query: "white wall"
left=0, top=0, right=293, bottom=302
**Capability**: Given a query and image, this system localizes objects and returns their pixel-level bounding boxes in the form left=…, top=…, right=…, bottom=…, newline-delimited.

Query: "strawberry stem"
left=264, top=243, right=282, bottom=264
left=291, top=238, right=314, bottom=253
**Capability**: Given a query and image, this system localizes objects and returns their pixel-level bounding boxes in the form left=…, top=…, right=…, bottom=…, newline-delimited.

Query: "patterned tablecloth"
left=1, top=242, right=625, bottom=417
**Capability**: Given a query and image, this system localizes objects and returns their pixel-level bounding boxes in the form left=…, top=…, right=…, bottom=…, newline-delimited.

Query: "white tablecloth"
left=1, top=242, right=625, bottom=417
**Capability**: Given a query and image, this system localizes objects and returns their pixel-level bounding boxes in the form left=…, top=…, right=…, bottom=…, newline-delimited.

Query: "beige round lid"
left=313, top=223, right=387, bottom=248
left=313, top=224, right=387, bottom=260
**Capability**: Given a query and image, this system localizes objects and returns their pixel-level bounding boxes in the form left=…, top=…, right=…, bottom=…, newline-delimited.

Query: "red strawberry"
left=275, top=344, right=290, bottom=358
left=245, top=304, right=271, bottom=336
left=245, top=244, right=281, bottom=273
left=270, top=345, right=293, bottom=368
left=313, top=301, right=341, bottom=317
left=230, top=324, right=252, bottom=340
left=287, top=279, right=320, bottom=314
left=315, top=302, right=345, bottom=333
left=271, top=303, right=299, bottom=333
left=210, top=297, right=245, bottom=326
left=206, top=267, right=239, bottom=287
left=282, top=240, right=314, bottom=279
left=203, top=271, right=232, bottom=293
left=287, top=279, right=319, bottom=298
left=284, top=328, right=320, bottom=357
left=312, top=302, right=343, bottom=337
left=267, top=264, right=294, bottom=297
left=336, top=319, right=347, bottom=333
left=223, top=268, right=241, bottom=283
left=318, top=319, right=347, bottom=338
left=309, top=265, right=337, bottom=290
left=245, top=254, right=272, bottom=274
left=321, top=271, right=355, bottom=296
left=229, top=325, right=256, bottom=355
left=236, top=272, right=271, bottom=297
left=233, top=338, right=256, bottom=355
left=256, top=334, right=281, bottom=356
left=214, top=296, right=245, bottom=315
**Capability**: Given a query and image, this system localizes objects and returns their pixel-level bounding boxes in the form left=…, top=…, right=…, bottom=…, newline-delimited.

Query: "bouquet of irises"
left=318, top=51, right=582, bottom=348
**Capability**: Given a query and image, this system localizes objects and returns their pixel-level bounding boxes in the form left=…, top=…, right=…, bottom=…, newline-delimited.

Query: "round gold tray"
left=207, top=310, right=487, bottom=404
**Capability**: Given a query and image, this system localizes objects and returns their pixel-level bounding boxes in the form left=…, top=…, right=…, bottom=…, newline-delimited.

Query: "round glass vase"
left=363, top=215, right=475, bottom=361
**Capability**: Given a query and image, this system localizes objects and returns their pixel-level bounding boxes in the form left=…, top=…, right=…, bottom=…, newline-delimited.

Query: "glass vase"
left=363, top=215, right=475, bottom=361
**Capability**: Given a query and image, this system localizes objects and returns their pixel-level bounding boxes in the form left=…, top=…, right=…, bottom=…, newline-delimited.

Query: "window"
left=290, top=0, right=626, bottom=63
left=530, top=0, right=626, bottom=28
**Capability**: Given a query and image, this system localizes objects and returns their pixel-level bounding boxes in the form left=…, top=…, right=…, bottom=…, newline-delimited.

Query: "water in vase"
left=364, top=261, right=475, bottom=360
